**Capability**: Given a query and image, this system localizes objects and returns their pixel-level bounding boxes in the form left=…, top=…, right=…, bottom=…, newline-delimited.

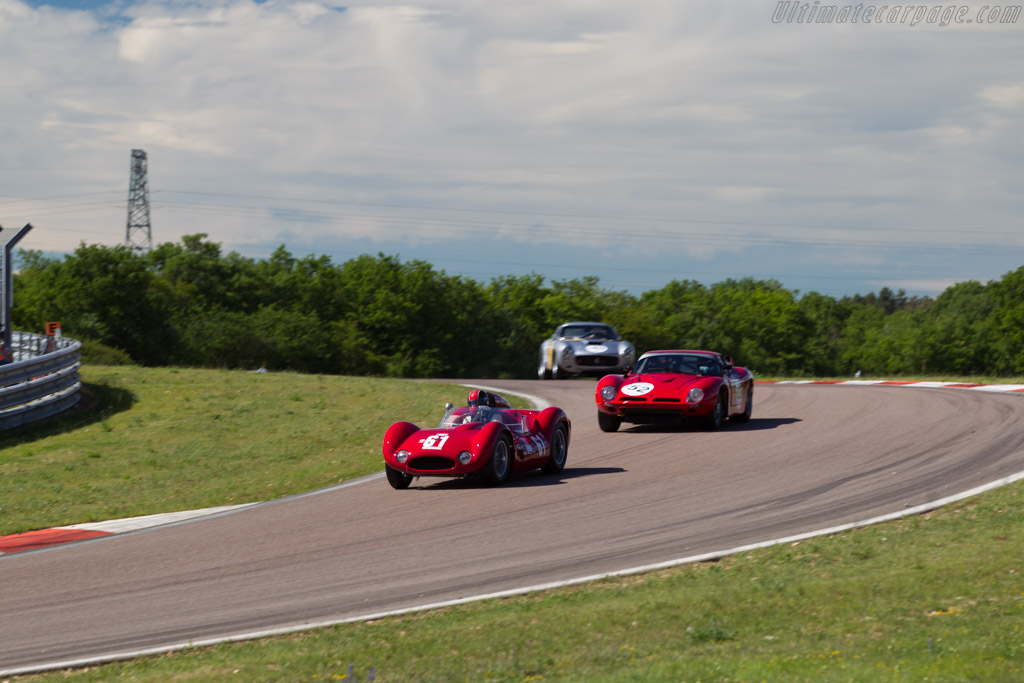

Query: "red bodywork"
left=595, top=350, right=754, bottom=430
left=383, top=391, right=571, bottom=485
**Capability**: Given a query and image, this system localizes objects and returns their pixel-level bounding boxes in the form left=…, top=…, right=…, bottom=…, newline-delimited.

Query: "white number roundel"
left=585, top=344, right=608, bottom=353
left=422, top=434, right=450, bottom=450
left=621, top=382, right=654, bottom=396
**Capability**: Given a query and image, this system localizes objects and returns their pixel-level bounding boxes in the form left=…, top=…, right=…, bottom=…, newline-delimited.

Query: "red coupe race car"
left=595, top=350, right=754, bottom=432
left=382, top=389, right=571, bottom=489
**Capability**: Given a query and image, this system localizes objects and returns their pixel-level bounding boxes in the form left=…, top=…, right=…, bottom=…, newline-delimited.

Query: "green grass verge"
left=6, top=368, right=1024, bottom=681
left=0, top=366, right=516, bottom=535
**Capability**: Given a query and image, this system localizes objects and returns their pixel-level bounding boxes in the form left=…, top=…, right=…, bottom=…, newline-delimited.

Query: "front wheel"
left=542, top=423, right=569, bottom=474
left=481, top=436, right=512, bottom=486
left=597, top=410, right=621, bottom=433
left=702, top=393, right=727, bottom=430
left=385, top=464, right=413, bottom=490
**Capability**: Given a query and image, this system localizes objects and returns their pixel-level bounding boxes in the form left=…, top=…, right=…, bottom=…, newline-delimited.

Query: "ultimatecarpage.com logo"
left=771, top=2, right=1021, bottom=25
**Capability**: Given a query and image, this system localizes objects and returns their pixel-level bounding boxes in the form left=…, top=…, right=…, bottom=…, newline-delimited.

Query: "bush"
left=79, top=338, right=135, bottom=366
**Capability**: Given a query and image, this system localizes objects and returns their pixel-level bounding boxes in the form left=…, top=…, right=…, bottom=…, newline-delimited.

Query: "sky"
left=1, top=1, right=1022, bottom=299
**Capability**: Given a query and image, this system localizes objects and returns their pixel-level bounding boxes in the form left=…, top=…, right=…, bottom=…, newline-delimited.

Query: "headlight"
left=458, top=451, right=472, bottom=465
left=396, top=449, right=409, bottom=464
left=686, top=387, right=704, bottom=404
left=600, top=385, right=618, bottom=401
left=560, top=346, right=573, bottom=359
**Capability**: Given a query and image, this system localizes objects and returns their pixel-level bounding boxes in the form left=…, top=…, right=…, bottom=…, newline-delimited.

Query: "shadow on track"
left=617, top=417, right=802, bottom=434
left=400, top=466, right=627, bottom=491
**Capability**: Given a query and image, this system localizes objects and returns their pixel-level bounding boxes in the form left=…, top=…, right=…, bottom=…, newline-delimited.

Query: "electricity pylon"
left=126, top=149, right=152, bottom=253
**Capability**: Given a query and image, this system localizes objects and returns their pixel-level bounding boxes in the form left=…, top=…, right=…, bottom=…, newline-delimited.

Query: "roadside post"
left=44, top=322, right=61, bottom=354
left=0, top=223, right=33, bottom=354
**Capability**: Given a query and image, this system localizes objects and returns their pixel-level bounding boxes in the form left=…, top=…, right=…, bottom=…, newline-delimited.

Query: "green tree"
left=918, top=280, right=991, bottom=375
left=704, top=279, right=810, bottom=375
left=333, top=254, right=488, bottom=377
left=797, top=292, right=850, bottom=376
left=635, top=279, right=711, bottom=351
left=13, top=243, right=176, bottom=364
left=985, top=267, right=1024, bottom=374
left=146, top=233, right=263, bottom=314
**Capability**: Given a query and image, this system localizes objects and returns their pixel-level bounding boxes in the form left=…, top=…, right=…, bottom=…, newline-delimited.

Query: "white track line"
left=770, top=379, right=1024, bottom=392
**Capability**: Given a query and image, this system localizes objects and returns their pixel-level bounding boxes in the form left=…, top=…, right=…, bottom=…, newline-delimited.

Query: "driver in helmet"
left=460, top=389, right=494, bottom=423
left=468, top=389, right=495, bottom=407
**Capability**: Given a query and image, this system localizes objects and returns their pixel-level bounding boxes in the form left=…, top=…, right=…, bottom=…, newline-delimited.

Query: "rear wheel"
left=702, top=393, right=727, bottom=430
left=481, top=436, right=512, bottom=486
left=597, top=410, right=621, bottom=433
left=732, top=384, right=753, bottom=423
left=385, top=464, right=413, bottom=490
left=542, top=423, right=568, bottom=474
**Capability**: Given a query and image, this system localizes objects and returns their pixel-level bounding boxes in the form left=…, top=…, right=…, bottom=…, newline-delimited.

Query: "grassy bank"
left=0, top=367, right=506, bottom=535
left=5, top=367, right=1024, bottom=680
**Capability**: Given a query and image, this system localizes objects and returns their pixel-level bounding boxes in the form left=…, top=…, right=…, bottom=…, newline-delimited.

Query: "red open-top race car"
left=595, top=350, right=754, bottom=432
left=382, top=389, right=571, bottom=488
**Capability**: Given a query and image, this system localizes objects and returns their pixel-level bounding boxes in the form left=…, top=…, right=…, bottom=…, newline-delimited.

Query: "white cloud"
left=1, top=0, right=1022, bottom=297
left=980, top=84, right=1024, bottom=107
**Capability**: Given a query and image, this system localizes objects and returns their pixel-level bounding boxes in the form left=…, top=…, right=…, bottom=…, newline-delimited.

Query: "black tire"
left=385, top=464, right=413, bottom=490
left=542, top=423, right=569, bottom=474
left=702, top=392, right=727, bottom=430
left=538, top=364, right=552, bottom=380
left=597, top=410, right=621, bottom=433
left=481, top=436, right=512, bottom=486
left=552, top=363, right=567, bottom=380
left=732, top=384, right=753, bottom=423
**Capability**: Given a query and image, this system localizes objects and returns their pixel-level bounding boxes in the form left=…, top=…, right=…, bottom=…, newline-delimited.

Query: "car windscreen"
left=559, top=324, right=615, bottom=340
left=634, top=354, right=719, bottom=375
left=439, top=405, right=501, bottom=427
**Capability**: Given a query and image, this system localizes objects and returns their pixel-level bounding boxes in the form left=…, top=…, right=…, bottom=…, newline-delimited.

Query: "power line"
left=7, top=186, right=1023, bottom=247
left=152, top=200, right=1021, bottom=256
left=0, top=190, right=122, bottom=206
left=7, top=185, right=1024, bottom=240
left=156, top=189, right=1024, bottom=238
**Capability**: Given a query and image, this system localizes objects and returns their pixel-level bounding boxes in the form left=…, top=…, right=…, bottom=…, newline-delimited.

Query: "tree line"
left=11, top=234, right=1024, bottom=378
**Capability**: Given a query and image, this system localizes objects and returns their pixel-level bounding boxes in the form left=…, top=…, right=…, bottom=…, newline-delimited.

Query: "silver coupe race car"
left=538, top=322, right=635, bottom=380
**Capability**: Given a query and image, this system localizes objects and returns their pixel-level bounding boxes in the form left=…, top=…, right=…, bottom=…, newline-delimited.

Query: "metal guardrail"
left=0, top=331, right=82, bottom=429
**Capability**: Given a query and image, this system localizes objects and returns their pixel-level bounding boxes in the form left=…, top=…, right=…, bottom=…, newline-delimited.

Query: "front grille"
left=576, top=355, right=618, bottom=367
left=618, top=409, right=684, bottom=419
left=621, top=408, right=684, bottom=421
left=621, top=397, right=681, bottom=403
left=409, top=456, right=456, bottom=471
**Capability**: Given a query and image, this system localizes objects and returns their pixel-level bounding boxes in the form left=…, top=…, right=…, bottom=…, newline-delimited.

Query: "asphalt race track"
left=3, top=380, right=1024, bottom=674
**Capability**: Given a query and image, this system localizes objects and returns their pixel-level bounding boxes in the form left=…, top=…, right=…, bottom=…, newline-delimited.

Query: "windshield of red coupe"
left=633, top=354, right=720, bottom=376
